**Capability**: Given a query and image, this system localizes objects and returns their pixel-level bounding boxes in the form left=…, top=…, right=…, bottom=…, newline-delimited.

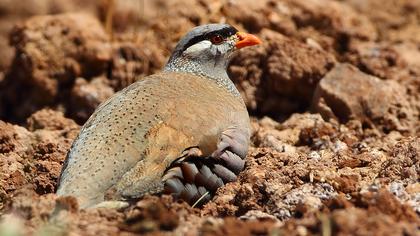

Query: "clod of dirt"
left=200, top=217, right=277, bottom=236
left=345, top=0, right=420, bottom=43
left=0, top=121, right=35, bottom=211
left=343, top=41, right=408, bottom=81
left=0, top=109, right=79, bottom=211
left=109, top=38, right=166, bottom=91
left=222, top=0, right=377, bottom=46
left=0, top=0, right=98, bottom=72
left=27, top=108, right=79, bottom=132
left=251, top=113, right=355, bottom=152
left=229, top=29, right=336, bottom=116
left=312, top=63, right=416, bottom=134
left=122, top=198, right=179, bottom=233
left=0, top=13, right=111, bottom=123
left=69, top=76, right=114, bottom=123
left=285, top=0, right=377, bottom=42
left=327, top=189, right=419, bottom=235
left=378, top=137, right=419, bottom=183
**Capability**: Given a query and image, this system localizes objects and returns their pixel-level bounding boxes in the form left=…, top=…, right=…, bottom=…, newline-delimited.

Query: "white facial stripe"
left=183, top=40, right=212, bottom=55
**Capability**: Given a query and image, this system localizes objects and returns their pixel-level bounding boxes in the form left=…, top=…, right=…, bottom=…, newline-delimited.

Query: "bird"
left=56, top=23, right=261, bottom=209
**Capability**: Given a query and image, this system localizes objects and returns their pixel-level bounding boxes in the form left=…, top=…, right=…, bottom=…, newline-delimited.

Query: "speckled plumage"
left=57, top=72, right=250, bottom=208
left=164, top=57, right=241, bottom=97
left=57, top=24, right=259, bottom=208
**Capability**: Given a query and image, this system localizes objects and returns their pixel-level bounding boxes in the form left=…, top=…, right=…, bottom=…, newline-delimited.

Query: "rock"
left=312, top=63, right=415, bottom=134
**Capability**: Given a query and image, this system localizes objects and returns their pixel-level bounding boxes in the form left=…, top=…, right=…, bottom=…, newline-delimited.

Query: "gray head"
left=164, top=24, right=261, bottom=94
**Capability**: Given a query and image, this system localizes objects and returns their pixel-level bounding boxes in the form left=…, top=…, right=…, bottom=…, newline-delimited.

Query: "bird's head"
left=164, top=24, right=261, bottom=84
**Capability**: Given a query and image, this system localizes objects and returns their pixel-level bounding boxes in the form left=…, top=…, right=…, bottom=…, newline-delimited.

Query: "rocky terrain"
left=0, top=0, right=419, bottom=235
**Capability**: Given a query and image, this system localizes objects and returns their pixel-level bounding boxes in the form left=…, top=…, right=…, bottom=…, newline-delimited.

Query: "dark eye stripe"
left=181, top=26, right=237, bottom=52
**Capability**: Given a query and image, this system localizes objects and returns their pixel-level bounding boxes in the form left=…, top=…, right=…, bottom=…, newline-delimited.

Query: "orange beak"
left=235, top=32, right=262, bottom=49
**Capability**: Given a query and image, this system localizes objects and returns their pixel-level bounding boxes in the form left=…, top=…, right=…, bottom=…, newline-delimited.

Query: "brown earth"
left=0, top=0, right=419, bottom=235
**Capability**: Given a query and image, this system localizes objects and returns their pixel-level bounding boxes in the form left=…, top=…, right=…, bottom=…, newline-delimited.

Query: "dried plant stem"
left=105, top=0, right=115, bottom=40
left=192, top=191, right=210, bottom=208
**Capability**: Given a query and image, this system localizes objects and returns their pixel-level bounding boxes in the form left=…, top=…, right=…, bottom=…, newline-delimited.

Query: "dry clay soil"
left=0, top=0, right=419, bottom=235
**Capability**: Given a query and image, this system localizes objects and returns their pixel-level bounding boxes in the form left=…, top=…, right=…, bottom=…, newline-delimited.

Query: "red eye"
left=210, top=34, right=223, bottom=44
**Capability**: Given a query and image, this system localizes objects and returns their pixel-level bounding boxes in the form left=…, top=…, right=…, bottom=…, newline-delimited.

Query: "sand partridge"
left=57, top=24, right=261, bottom=208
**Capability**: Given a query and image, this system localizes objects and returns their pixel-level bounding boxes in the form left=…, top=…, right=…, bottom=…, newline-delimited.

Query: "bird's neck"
left=164, top=57, right=240, bottom=97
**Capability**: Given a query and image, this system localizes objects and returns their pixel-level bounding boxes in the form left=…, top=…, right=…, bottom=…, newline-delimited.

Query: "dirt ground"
left=0, top=0, right=419, bottom=235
